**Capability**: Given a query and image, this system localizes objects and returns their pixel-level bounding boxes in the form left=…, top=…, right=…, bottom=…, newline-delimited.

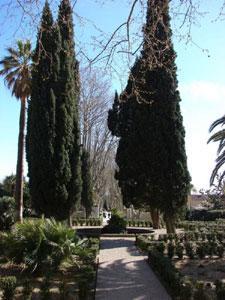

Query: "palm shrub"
left=0, top=276, right=17, bottom=300
left=3, top=218, right=80, bottom=271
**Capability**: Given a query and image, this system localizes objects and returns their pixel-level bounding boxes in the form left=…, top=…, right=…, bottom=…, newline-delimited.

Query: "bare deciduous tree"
left=80, top=67, right=122, bottom=209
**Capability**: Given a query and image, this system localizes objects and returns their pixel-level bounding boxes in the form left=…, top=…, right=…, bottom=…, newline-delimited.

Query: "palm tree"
left=0, top=40, right=32, bottom=222
left=208, top=115, right=225, bottom=186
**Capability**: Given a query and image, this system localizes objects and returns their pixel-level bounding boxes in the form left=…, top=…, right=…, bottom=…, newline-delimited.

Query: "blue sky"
left=0, top=0, right=225, bottom=191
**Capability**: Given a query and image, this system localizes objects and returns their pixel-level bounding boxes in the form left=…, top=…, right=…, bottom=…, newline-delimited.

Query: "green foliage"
left=193, top=282, right=211, bottom=300
left=185, top=241, right=195, bottom=259
left=175, top=243, right=184, bottom=259
left=26, top=0, right=81, bottom=220
left=208, top=115, right=225, bottom=186
left=0, top=196, right=15, bottom=230
left=102, top=210, right=126, bottom=233
left=108, top=0, right=190, bottom=233
left=167, top=242, right=175, bottom=259
left=22, top=279, right=32, bottom=300
left=148, top=249, right=181, bottom=297
left=77, top=265, right=95, bottom=300
left=215, top=280, right=225, bottom=300
left=40, top=275, right=51, bottom=300
left=0, top=276, right=17, bottom=300
left=3, top=218, right=80, bottom=272
left=196, top=244, right=206, bottom=259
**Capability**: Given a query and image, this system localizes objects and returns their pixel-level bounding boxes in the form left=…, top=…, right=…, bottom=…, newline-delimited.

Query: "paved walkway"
left=95, top=237, right=171, bottom=300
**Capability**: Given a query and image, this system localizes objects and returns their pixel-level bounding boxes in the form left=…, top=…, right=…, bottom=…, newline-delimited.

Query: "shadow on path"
left=96, top=238, right=171, bottom=300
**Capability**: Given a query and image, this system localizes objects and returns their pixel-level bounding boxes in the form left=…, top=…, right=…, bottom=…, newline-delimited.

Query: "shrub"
left=0, top=276, right=17, bottom=300
left=215, top=280, right=225, bottom=300
left=3, top=218, right=80, bottom=272
left=180, top=280, right=193, bottom=300
left=40, top=275, right=51, bottom=300
left=155, top=242, right=165, bottom=254
left=77, top=265, right=95, bottom=300
left=216, top=243, right=224, bottom=258
left=185, top=242, right=195, bottom=259
left=167, top=242, right=175, bottom=259
left=176, top=243, right=184, bottom=259
left=22, top=279, right=32, bottom=300
left=196, top=244, right=206, bottom=259
left=0, top=196, right=16, bottom=231
left=193, top=282, right=211, bottom=300
left=148, top=249, right=181, bottom=297
left=102, top=210, right=126, bottom=233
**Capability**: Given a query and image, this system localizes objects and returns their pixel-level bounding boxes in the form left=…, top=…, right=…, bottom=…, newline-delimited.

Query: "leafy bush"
left=215, top=280, right=225, bottom=300
left=0, top=276, right=17, bottom=300
left=167, top=242, right=175, bottom=259
left=3, top=218, right=80, bottom=272
left=148, top=249, right=181, bottom=297
left=196, top=244, right=206, bottom=259
left=0, top=196, right=16, bottom=230
left=176, top=243, right=184, bottom=259
left=77, top=265, right=95, bottom=300
left=102, top=210, right=126, bottom=233
left=40, top=275, right=51, bottom=300
left=22, top=279, right=32, bottom=300
left=185, top=241, right=195, bottom=259
left=188, top=209, right=225, bottom=221
left=193, top=282, right=211, bottom=300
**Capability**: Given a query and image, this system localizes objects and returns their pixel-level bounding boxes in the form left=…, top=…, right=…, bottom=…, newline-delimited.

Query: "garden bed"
left=0, top=219, right=100, bottom=300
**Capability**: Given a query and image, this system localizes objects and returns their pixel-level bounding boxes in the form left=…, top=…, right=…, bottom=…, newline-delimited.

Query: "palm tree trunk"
left=15, top=97, right=26, bottom=223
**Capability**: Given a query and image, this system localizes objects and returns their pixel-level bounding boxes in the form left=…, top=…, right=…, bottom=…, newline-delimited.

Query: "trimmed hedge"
left=187, top=209, right=225, bottom=221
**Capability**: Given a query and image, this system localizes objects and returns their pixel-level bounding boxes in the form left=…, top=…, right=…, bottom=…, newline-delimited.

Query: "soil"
left=175, top=257, right=225, bottom=284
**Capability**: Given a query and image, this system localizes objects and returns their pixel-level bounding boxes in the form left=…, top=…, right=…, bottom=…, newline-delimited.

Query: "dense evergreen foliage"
left=81, top=149, right=93, bottom=218
left=26, top=2, right=57, bottom=217
left=108, top=0, right=190, bottom=233
left=54, top=0, right=82, bottom=220
left=26, top=0, right=81, bottom=221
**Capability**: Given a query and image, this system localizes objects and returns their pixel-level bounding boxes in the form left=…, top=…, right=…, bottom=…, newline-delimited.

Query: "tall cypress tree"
left=55, top=0, right=81, bottom=221
left=26, top=1, right=59, bottom=216
left=108, top=0, right=190, bottom=233
left=81, top=148, right=93, bottom=218
left=27, top=0, right=81, bottom=221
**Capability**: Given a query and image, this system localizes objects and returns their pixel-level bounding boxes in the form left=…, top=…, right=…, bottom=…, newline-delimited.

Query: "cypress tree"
left=81, top=148, right=93, bottom=218
left=26, top=1, right=59, bottom=216
left=108, top=0, right=191, bottom=233
left=27, top=0, right=81, bottom=221
left=55, top=0, right=81, bottom=221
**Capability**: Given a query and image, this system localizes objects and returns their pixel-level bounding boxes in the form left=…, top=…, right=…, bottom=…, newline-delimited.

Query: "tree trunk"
left=164, top=214, right=176, bottom=234
left=15, top=97, right=26, bottom=223
left=150, top=208, right=160, bottom=229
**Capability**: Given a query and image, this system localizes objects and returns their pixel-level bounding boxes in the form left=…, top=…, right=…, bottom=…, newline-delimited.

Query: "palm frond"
left=209, top=115, right=225, bottom=132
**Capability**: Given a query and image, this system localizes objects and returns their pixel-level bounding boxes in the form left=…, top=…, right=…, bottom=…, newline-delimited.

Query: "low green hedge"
left=148, top=249, right=223, bottom=299
left=73, top=218, right=102, bottom=226
left=127, top=220, right=152, bottom=227
left=187, top=209, right=225, bottom=221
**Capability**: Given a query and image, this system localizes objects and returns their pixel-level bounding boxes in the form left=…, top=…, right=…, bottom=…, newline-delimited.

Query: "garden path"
left=95, top=237, right=171, bottom=300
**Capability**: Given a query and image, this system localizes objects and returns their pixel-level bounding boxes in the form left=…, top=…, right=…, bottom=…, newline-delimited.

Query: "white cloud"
left=180, top=81, right=225, bottom=104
